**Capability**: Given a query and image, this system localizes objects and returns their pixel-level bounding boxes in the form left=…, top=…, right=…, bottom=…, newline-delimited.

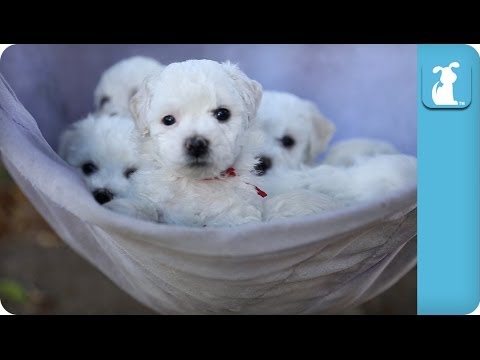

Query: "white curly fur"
left=94, top=56, right=165, bottom=117
left=58, top=114, right=159, bottom=220
left=254, top=90, right=335, bottom=173
left=262, top=154, right=417, bottom=205
left=109, top=59, right=267, bottom=226
left=323, top=138, right=398, bottom=167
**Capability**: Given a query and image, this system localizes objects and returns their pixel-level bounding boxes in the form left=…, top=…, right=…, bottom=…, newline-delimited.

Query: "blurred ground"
left=0, top=163, right=416, bottom=315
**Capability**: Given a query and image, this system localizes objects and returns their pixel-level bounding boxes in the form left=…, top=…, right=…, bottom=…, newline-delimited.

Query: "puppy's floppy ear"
left=449, top=61, right=460, bottom=69
left=130, top=75, right=154, bottom=137
left=221, top=61, right=263, bottom=123
left=305, top=101, right=335, bottom=164
left=432, top=66, right=443, bottom=74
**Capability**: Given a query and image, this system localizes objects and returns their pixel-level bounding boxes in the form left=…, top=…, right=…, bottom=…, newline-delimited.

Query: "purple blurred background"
left=0, top=44, right=416, bottom=156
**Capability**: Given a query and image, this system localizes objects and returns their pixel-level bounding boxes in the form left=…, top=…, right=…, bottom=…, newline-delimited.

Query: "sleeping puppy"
left=311, top=154, right=417, bottom=204
left=119, top=59, right=268, bottom=227
left=323, top=138, right=398, bottom=167
left=253, top=91, right=335, bottom=176
left=58, top=114, right=158, bottom=220
left=262, top=154, right=417, bottom=206
left=94, top=56, right=165, bottom=117
left=262, top=189, right=340, bottom=221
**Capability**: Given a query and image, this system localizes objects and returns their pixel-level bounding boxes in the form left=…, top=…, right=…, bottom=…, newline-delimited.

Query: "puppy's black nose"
left=185, top=136, right=209, bottom=158
left=93, top=189, right=114, bottom=204
left=254, top=156, right=272, bottom=176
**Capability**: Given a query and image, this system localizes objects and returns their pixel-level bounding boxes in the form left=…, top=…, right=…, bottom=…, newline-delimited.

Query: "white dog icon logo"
left=432, top=62, right=460, bottom=105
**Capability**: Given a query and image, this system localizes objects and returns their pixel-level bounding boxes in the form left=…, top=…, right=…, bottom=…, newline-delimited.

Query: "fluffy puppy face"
left=94, top=56, right=165, bottom=117
left=130, top=59, right=263, bottom=179
left=58, top=114, right=140, bottom=205
left=254, top=91, right=335, bottom=175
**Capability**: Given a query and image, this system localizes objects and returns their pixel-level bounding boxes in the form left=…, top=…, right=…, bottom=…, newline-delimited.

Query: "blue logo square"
left=422, top=46, right=473, bottom=109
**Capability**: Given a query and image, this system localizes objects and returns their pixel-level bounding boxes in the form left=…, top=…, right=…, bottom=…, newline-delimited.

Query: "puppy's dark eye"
left=100, top=96, right=110, bottom=108
left=213, top=108, right=231, bottom=122
left=124, top=167, right=137, bottom=179
left=280, top=135, right=295, bottom=149
left=81, top=162, right=98, bottom=176
left=162, top=115, right=176, bottom=126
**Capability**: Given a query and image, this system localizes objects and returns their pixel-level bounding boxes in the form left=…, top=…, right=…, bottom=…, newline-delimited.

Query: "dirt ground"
left=0, top=164, right=416, bottom=315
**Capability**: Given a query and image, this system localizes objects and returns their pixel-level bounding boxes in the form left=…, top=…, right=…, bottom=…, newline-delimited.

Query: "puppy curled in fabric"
left=94, top=56, right=165, bottom=117
left=58, top=114, right=159, bottom=220
left=253, top=90, right=335, bottom=176
left=323, top=138, right=398, bottom=167
left=263, top=153, right=417, bottom=207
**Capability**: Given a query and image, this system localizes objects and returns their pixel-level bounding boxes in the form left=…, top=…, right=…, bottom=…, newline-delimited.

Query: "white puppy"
left=262, top=190, right=341, bottom=221
left=323, top=138, right=398, bottom=167
left=58, top=114, right=158, bottom=220
left=253, top=91, right=335, bottom=175
left=94, top=56, right=165, bottom=117
left=263, top=154, right=417, bottom=206
left=121, top=59, right=268, bottom=227
left=250, top=91, right=343, bottom=216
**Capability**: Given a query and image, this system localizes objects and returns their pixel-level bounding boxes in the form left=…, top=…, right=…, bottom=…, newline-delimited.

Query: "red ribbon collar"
left=203, top=167, right=267, bottom=198
left=221, top=167, right=237, bottom=177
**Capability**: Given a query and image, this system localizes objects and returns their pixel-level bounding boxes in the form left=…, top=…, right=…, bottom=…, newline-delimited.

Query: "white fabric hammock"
left=0, top=45, right=417, bottom=314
